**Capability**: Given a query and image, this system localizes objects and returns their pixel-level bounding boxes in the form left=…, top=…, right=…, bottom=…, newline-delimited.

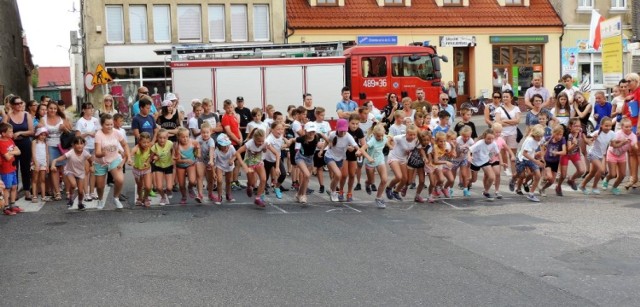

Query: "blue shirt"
left=439, top=104, right=456, bottom=126
left=132, top=114, right=157, bottom=139
left=432, top=125, right=449, bottom=137
left=132, top=101, right=158, bottom=117
left=336, top=100, right=358, bottom=114
left=593, top=102, right=613, bottom=130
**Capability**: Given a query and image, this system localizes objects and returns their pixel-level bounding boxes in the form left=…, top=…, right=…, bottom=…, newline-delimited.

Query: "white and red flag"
left=589, top=9, right=605, bottom=50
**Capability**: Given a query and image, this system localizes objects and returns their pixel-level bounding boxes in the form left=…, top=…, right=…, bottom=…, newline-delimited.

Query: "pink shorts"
left=606, top=151, right=627, bottom=163
left=560, top=152, right=581, bottom=166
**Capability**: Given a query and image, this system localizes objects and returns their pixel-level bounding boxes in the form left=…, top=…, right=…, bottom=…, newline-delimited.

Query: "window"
left=391, top=56, right=435, bottom=80
left=177, top=5, right=202, bottom=42
left=361, top=57, right=387, bottom=78
left=129, top=5, right=147, bottom=43
left=105, top=5, right=124, bottom=43
left=491, top=45, right=544, bottom=96
left=317, top=0, right=337, bottom=5
left=505, top=0, right=522, bottom=5
left=384, top=0, right=404, bottom=5
left=231, top=5, right=247, bottom=42
left=611, top=0, right=626, bottom=9
left=443, top=0, right=462, bottom=5
left=578, top=0, right=593, bottom=9
left=253, top=5, right=269, bottom=41
left=208, top=5, right=225, bottom=42
left=153, top=5, right=171, bottom=43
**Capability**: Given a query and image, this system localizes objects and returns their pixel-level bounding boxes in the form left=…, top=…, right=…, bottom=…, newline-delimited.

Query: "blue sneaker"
left=338, top=192, right=344, bottom=202
left=274, top=188, right=283, bottom=199
left=463, top=188, right=470, bottom=197
left=602, top=180, right=609, bottom=190
left=385, top=187, right=394, bottom=200
left=611, top=187, right=621, bottom=195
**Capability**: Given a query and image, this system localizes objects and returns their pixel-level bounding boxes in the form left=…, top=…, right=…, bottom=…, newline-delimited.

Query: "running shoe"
left=527, top=194, right=541, bottom=202
left=414, top=195, right=425, bottom=203
left=274, top=188, right=283, bottom=199
left=375, top=198, right=386, bottom=209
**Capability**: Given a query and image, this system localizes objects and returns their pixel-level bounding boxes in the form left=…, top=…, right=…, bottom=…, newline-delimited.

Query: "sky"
left=17, top=0, right=80, bottom=67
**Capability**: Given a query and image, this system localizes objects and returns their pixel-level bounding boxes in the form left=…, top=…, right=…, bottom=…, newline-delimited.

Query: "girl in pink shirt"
left=94, top=114, right=130, bottom=210
left=50, top=137, right=93, bottom=211
left=487, top=123, right=512, bottom=199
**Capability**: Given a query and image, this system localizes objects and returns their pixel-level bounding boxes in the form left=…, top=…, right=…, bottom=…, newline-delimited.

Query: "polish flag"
left=589, top=10, right=605, bottom=50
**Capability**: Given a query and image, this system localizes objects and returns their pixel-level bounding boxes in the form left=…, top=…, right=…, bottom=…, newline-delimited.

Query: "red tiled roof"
left=287, top=0, right=563, bottom=28
left=38, top=67, right=70, bottom=88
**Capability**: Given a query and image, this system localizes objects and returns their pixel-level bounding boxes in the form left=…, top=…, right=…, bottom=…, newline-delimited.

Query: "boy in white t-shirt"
left=313, top=107, right=332, bottom=194
left=514, top=126, right=546, bottom=202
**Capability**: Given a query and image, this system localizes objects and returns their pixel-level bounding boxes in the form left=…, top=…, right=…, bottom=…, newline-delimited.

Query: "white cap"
left=161, top=99, right=172, bottom=107
left=165, top=92, right=177, bottom=101
left=304, top=122, right=317, bottom=133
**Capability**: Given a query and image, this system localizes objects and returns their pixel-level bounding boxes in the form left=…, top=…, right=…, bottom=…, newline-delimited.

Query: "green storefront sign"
left=490, top=36, right=549, bottom=44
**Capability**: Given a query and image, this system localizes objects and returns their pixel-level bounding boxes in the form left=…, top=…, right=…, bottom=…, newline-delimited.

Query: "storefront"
left=490, top=36, right=547, bottom=97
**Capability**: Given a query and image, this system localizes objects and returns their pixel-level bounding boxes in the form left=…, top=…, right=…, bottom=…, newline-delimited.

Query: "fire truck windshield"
left=391, top=55, right=435, bottom=80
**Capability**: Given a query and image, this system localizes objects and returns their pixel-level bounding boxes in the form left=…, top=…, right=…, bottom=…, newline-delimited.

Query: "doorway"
left=453, top=47, right=470, bottom=109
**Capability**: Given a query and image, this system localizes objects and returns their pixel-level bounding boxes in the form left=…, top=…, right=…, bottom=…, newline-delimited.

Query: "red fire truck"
left=155, top=41, right=448, bottom=119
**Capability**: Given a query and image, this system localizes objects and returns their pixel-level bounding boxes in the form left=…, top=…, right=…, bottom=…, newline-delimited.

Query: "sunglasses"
left=441, top=98, right=449, bottom=101
left=493, top=96, right=501, bottom=99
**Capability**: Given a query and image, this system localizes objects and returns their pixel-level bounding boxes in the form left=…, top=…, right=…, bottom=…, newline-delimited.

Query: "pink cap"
left=336, top=119, right=348, bottom=132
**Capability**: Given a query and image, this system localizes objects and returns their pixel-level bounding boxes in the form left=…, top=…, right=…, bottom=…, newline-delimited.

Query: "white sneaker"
left=114, top=198, right=124, bottom=209
left=330, top=191, right=339, bottom=202
left=159, top=196, right=167, bottom=206
left=299, top=195, right=307, bottom=205
left=96, top=200, right=104, bottom=210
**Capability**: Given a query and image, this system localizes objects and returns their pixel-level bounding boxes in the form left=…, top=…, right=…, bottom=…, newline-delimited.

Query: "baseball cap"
left=35, top=127, right=48, bottom=137
left=217, top=134, right=232, bottom=146
left=161, top=99, right=172, bottom=107
left=165, top=92, right=177, bottom=101
left=236, top=96, right=244, bottom=102
left=304, top=122, right=317, bottom=133
left=336, top=119, right=349, bottom=132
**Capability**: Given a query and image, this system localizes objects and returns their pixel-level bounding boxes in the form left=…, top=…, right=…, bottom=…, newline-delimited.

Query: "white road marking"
left=14, top=198, right=44, bottom=212
left=270, top=203, right=288, bottom=213
left=342, top=204, right=362, bottom=213
left=441, top=200, right=465, bottom=210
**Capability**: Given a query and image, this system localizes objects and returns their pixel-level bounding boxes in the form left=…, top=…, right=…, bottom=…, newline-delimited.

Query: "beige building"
left=82, top=0, right=285, bottom=111
left=286, top=0, right=564, bottom=106
left=550, top=0, right=636, bottom=90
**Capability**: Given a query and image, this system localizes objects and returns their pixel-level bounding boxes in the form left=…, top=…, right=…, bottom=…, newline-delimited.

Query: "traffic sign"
left=357, top=36, right=398, bottom=46
left=84, top=72, right=95, bottom=92
left=92, top=64, right=113, bottom=85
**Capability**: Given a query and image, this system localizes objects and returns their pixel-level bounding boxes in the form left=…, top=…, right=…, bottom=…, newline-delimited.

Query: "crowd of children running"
left=1, top=72, right=640, bottom=215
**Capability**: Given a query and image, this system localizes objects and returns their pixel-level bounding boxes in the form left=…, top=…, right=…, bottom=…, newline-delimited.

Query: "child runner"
left=579, top=117, right=615, bottom=195
left=320, top=119, right=359, bottom=202
left=264, top=122, right=290, bottom=199
left=385, top=124, right=419, bottom=201
left=407, top=129, right=432, bottom=203
left=364, top=123, right=391, bottom=207
left=130, top=132, right=153, bottom=207
left=604, top=118, right=637, bottom=194
left=174, top=127, right=200, bottom=204
left=538, top=125, right=567, bottom=197
left=196, top=123, right=216, bottom=202
left=355, top=106, right=376, bottom=191
left=151, top=129, right=174, bottom=206
left=313, top=107, right=332, bottom=194
left=432, top=111, right=451, bottom=136
left=559, top=118, right=586, bottom=193
left=486, top=123, right=512, bottom=199
left=432, top=131, right=454, bottom=198
left=469, top=128, right=502, bottom=201
left=236, top=129, right=279, bottom=208
left=214, top=134, right=237, bottom=204
left=188, top=102, right=204, bottom=138
left=246, top=108, right=270, bottom=137
left=51, top=136, right=92, bottom=210
left=389, top=110, right=406, bottom=136
left=339, top=114, right=366, bottom=202
left=453, top=126, right=474, bottom=196
left=76, top=102, right=100, bottom=202
left=453, top=107, right=478, bottom=139
left=31, top=127, right=49, bottom=203
left=294, top=122, right=328, bottom=205
left=515, top=126, right=546, bottom=202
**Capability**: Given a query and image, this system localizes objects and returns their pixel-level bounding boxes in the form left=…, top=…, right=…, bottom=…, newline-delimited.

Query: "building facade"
left=34, top=67, right=72, bottom=104
left=82, top=0, right=286, bottom=111
left=0, top=0, right=33, bottom=102
left=286, top=0, right=564, bottom=106
left=550, top=0, right=636, bottom=92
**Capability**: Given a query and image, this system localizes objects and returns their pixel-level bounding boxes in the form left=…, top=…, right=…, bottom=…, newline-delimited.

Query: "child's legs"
left=376, top=164, right=388, bottom=199
left=339, top=163, right=348, bottom=191
left=297, top=161, right=311, bottom=196
left=109, top=168, right=125, bottom=197
left=196, top=163, right=205, bottom=195
left=614, top=161, right=627, bottom=187
left=394, top=164, right=409, bottom=192
left=66, top=175, right=78, bottom=193
left=388, top=161, right=403, bottom=189
left=216, top=169, right=224, bottom=195
left=316, top=166, right=325, bottom=187
left=570, top=158, right=585, bottom=181
left=356, top=163, right=363, bottom=184
left=224, top=172, right=233, bottom=195
left=153, top=172, right=165, bottom=197
left=589, top=160, right=604, bottom=187
left=143, top=173, right=152, bottom=196
left=346, top=161, right=357, bottom=194
left=255, top=167, right=267, bottom=196
left=492, top=165, right=501, bottom=191
left=95, top=175, right=106, bottom=199
left=365, top=167, right=375, bottom=186
left=416, top=170, right=426, bottom=195
left=77, top=177, right=86, bottom=199
left=482, top=166, right=496, bottom=192
left=134, top=176, right=143, bottom=198
left=176, top=167, right=187, bottom=195
left=629, top=151, right=638, bottom=181
left=186, top=165, right=196, bottom=187
left=406, top=168, right=415, bottom=191
left=327, top=162, right=342, bottom=191
left=443, top=169, right=454, bottom=188
left=530, top=169, right=541, bottom=191
left=205, top=168, right=215, bottom=194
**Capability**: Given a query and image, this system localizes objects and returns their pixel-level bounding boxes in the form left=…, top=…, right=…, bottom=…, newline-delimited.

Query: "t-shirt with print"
left=543, top=136, right=566, bottom=163
left=264, top=133, right=284, bottom=162
left=196, top=136, right=215, bottom=163
left=64, top=150, right=91, bottom=178
left=246, top=121, right=269, bottom=135
left=366, top=135, right=387, bottom=165
left=0, top=138, right=17, bottom=174
left=94, top=130, right=124, bottom=165
left=517, top=136, right=539, bottom=161
left=470, top=140, right=499, bottom=166
left=243, top=139, right=267, bottom=166
left=608, top=130, right=637, bottom=156
left=589, top=130, right=615, bottom=158
left=325, top=132, right=358, bottom=161
left=132, top=114, right=156, bottom=140
left=389, top=124, right=406, bottom=136
left=76, top=117, right=100, bottom=150
left=151, top=140, right=174, bottom=168
left=434, top=142, right=453, bottom=162
left=565, top=132, right=582, bottom=155
left=551, top=107, right=572, bottom=126
left=200, top=112, right=219, bottom=128
left=221, top=114, right=241, bottom=146
left=388, top=135, right=418, bottom=162
left=454, top=136, right=474, bottom=162
left=296, top=135, right=320, bottom=157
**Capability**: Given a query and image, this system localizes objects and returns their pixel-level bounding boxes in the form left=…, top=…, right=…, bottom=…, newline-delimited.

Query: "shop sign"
left=439, top=36, right=476, bottom=47
left=357, top=36, right=398, bottom=46
left=601, top=17, right=623, bottom=86
left=490, top=36, right=548, bottom=44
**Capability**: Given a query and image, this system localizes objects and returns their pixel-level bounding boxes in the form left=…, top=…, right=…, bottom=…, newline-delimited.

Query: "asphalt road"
left=2, top=115, right=640, bottom=305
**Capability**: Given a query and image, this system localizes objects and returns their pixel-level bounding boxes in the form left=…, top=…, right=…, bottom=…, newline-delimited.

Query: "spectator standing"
left=235, top=96, right=252, bottom=140
left=336, top=87, right=358, bottom=119
left=524, top=75, right=551, bottom=109
left=4, top=96, right=34, bottom=200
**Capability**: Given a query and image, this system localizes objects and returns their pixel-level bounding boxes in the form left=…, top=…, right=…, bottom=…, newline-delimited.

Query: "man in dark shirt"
left=131, top=97, right=158, bottom=143
left=235, top=96, right=251, bottom=139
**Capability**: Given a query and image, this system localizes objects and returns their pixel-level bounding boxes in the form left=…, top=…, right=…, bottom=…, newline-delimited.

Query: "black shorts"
left=152, top=164, right=174, bottom=174
left=470, top=161, right=495, bottom=172
left=346, top=150, right=358, bottom=162
left=314, top=151, right=326, bottom=168
left=545, top=160, right=559, bottom=173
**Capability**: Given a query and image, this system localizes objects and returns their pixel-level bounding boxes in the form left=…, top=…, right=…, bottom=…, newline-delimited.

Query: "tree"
left=31, top=65, right=39, bottom=88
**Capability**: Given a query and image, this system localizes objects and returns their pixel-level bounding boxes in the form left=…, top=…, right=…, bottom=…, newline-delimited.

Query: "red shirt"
left=622, top=88, right=640, bottom=127
left=221, top=113, right=241, bottom=146
left=0, top=138, right=17, bottom=174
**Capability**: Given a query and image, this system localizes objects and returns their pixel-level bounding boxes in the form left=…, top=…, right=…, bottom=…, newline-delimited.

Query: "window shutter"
left=178, top=5, right=202, bottom=41
left=106, top=6, right=124, bottom=43
left=153, top=5, right=171, bottom=42
left=231, top=5, right=247, bottom=42
left=208, top=5, right=225, bottom=42
left=253, top=5, right=269, bottom=41
left=129, top=5, right=147, bottom=43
